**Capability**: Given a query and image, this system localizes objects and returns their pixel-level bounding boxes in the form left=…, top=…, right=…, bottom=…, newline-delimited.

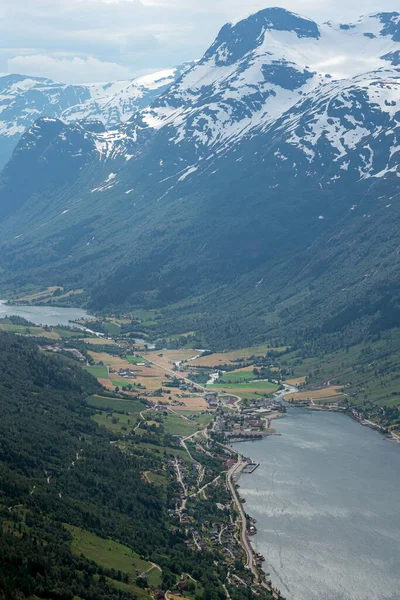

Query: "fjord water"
left=235, top=410, right=400, bottom=600
left=0, top=301, right=92, bottom=326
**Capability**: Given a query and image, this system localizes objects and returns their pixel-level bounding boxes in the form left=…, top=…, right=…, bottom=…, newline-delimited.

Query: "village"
left=37, top=322, right=294, bottom=600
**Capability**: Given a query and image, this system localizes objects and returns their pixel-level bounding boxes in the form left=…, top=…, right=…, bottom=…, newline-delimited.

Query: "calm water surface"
left=0, top=300, right=92, bottom=326
left=234, top=409, right=400, bottom=600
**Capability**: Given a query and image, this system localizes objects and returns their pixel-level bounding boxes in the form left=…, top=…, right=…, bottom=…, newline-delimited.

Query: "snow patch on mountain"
left=126, top=9, right=400, bottom=160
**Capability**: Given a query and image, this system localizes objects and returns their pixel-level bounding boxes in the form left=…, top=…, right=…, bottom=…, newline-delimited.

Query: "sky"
left=1, top=0, right=399, bottom=83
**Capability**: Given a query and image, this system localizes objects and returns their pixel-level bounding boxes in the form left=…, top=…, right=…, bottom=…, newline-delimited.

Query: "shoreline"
left=226, top=404, right=400, bottom=599
left=226, top=451, right=282, bottom=599
left=224, top=409, right=287, bottom=598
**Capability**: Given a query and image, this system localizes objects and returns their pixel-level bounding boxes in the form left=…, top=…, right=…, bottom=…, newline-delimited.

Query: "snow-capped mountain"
left=123, top=8, right=400, bottom=156
left=60, top=63, right=193, bottom=127
left=0, top=64, right=190, bottom=170
left=0, top=8, right=399, bottom=345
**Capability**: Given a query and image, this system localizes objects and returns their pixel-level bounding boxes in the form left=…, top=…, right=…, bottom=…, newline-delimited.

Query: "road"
left=226, top=456, right=258, bottom=577
left=180, top=429, right=202, bottom=463
left=174, top=457, right=188, bottom=514
left=133, top=407, right=151, bottom=431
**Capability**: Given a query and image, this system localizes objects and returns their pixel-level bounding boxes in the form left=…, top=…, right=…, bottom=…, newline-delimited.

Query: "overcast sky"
left=1, top=0, right=399, bottom=83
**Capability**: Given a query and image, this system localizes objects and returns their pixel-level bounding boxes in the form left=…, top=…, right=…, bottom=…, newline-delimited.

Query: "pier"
left=243, top=462, right=260, bottom=473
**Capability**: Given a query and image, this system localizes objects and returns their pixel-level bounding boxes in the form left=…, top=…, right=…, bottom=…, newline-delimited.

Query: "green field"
left=0, top=323, right=52, bottom=336
left=55, top=328, right=89, bottom=338
left=279, top=332, right=400, bottom=408
left=87, top=394, right=144, bottom=413
left=65, top=524, right=155, bottom=579
left=163, top=414, right=201, bottom=436
left=84, top=364, right=109, bottom=378
left=146, top=471, right=169, bottom=486
left=218, top=371, right=255, bottom=384
left=107, top=577, right=152, bottom=600
left=93, top=411, right=140, bottom=433
left=126, top=355, right=148, bottom=364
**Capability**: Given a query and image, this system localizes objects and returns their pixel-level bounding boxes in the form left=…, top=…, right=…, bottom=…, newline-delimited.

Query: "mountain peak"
left=203, top=7, right=319, bottom=66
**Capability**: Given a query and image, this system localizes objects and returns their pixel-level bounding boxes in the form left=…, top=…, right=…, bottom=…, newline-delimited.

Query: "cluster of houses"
left=116, top=367, right=137, bottom=379
left=163, top=374, right=200, bottom=394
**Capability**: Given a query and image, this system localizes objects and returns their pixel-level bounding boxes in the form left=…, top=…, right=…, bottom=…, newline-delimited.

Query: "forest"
left=0, top=332, right=229, bottom=600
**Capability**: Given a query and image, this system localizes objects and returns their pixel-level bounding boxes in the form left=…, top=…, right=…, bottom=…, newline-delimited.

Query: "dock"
left=242, top=462, right=260, bottom=474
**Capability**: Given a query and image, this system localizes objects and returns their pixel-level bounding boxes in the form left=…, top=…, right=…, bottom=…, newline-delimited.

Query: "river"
left=0, top=300, right=93, bottom=326
left=234, top=409, right=400, bottom=600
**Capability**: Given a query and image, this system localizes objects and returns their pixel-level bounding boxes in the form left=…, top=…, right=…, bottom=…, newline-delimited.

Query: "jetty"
left=243, top=462, right=260, bottom=474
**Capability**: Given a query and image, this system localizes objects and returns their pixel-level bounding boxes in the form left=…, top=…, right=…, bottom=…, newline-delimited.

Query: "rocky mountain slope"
left=0, top=65, right=190, bottom=170
left=0, top=8, right=399, bottom=347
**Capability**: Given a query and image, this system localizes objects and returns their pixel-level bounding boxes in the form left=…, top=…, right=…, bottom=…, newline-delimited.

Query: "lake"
left=0, top=300, right=92, bottom=327
left=234, top=409, right=400, bottom=600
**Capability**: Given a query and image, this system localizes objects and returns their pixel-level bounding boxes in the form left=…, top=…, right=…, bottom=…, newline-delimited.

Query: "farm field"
left=126, top=355, right=148, bottom=364
left=218, top=371, right=255, bottom=384
left=65, top=525, right=156, bottom=581
left=284, top=376, right=307, bottom=386
left=94, top=411, right=140, bottom=433
left=88, top=351, right=132, bottom=369
left=83, top=336, right=117, bottom=345
left=162, top=413, right=205, bottom=436
left=171, top=396, right=209, bottom=411
left=16, top=286, right=62, bottom=302
left=284, top=386, right=345, bottom=402
left=142, top=349, right=200, bottom=371
left=111, top=378, right=139, bottom=388
left=146, top=471, right=169, bottom=486
left=0, top=322, right=60, bottom=339
left=85, top=364, right=109, bottom=379
left=190, top=344, right=287, bottom=367
left=42, top=288, right=84, bottom=303
left=87, top=394, right=145, bottom=412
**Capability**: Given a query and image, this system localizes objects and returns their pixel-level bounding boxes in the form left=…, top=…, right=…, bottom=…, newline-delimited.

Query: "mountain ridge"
left=0, top=63, right=192, bottom=170
left=0, top=7, right=399, bottom=348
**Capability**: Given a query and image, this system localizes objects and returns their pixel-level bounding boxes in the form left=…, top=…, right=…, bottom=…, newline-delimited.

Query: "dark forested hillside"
left=0, top=333, right=228, bottom=600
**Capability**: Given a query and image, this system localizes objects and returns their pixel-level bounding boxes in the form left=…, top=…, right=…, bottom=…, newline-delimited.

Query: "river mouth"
left=234, top=409, right=400, bottom=600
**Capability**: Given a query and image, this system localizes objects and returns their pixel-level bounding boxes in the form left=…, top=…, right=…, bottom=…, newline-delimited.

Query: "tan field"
left=190, top=345, right=288, bottom=367
left=88, top=351, right=133, bottom=370
left=142, top=349, right=200, bottom=371
left=231, top=365, right=255, bottom=373
left=285, top=376, right=307, bottom=386
left=98, top=378, right=116, bottom=391
left=134, top=375, right=164, bottom=391
left=134, top=364, right=166, bottom=378
left=284, top=386, right=344, bottom=402
left=82, top=337, right=116, bottom=346
left=172, top=397, right=209, bottom=411
left=17, top=286, right=62, bottom=302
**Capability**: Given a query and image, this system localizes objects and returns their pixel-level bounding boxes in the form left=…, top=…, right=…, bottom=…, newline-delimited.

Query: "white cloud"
left=7, top=55, right=135, bottom=83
